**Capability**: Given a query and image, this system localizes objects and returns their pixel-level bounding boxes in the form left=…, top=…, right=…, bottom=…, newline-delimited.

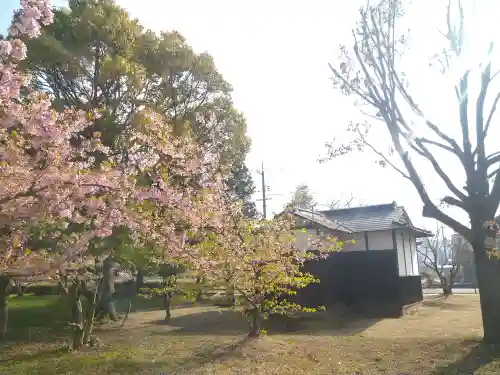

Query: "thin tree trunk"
left=164, top=291, right=172, bottom=321
left=441, top=277, right=452, bottom=297
left=68, top=282, right=84, bottom=351
left=248, top=306, right=261, bottom=337
left=474, top=242, right=500, bottom=343
left=82, top=283, right=99, bottom=345
left=71, top=297, right=84, bottom=351
left=14, top=280, right=25, bottom=297
left=97, top=257, right=118, bottom=322
left=136, top=268, right=144, bottom=294
left=0, top=276, right=10, bottom=340
left=228, top=283, right=236, bottom=306
left=195, top=276, right=203, bottom=302
left=448, top=273, right=456, bottom=295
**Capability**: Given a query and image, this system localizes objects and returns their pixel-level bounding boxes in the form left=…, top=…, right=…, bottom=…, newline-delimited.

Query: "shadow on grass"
left=5, top=294, right=68, bottom=344
left=0, top=346, right=67, bottom=364
left=4, top=293, right=180, bottom=344
left=423, top=298, right=477, bottom=312
left=171, top=336, right=252, bottom=373
left=147, top=309, right=381, bottom=337
left=431, top=340, right=500, bottom=375
left=116, top=294, right=191, bottom=313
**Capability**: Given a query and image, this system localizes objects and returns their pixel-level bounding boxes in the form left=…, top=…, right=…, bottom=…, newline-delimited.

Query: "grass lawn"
left=1, top=295, right=500, bottom=374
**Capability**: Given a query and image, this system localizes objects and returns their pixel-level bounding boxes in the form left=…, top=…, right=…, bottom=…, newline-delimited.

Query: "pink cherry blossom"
left=10, top=39, right=27, bottom=60
left=0, top=41, right=13, bottom=57
left=1, top=0, right=231, bottom=279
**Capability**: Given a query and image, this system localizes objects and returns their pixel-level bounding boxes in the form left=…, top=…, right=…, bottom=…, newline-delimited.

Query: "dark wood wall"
left=295, top=249, right=423, bottom=313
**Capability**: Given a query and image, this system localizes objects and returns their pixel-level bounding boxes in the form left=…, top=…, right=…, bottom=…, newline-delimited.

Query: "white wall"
left=340, top=232, right=366, bottom=251
left=294, top=229, right=368, bottom=252
left=322, top=229, right=394, bottom=252
left=396, top=231, right=407, bottom=276
left=410, top=234, right=419, bottom=276
left=294, top=228, right=418, bottom=269
left=293, top=228, right=345, bottom=252
left=403, top=231, right=414, bottom=275
left=293, top=229, right=316, bottom=252
left=395, top=230, right=419, bottom=276
left=295, top=226, right=421, bottom=278
left=340, top=230, right=393, bottom=251
left=366, top=230, right=394, bottom=250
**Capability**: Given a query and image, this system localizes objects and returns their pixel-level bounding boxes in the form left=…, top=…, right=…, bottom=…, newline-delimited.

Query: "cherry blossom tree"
left=191, top=205, right=342, bottom=337
left=0, top=0, right=226, bottom=346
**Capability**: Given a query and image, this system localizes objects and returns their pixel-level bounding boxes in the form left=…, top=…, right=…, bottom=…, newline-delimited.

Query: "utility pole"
left=256, top=162, right=269, bottom=219
left=255, top=162, right=285, bottom=219
left=260, top=161, right=266, bottom=218
left=257, top=162, right=283, bottom=219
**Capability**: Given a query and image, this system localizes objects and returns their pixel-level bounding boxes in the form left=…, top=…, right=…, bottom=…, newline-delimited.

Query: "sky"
left=2, top=0, right=499, bottom=232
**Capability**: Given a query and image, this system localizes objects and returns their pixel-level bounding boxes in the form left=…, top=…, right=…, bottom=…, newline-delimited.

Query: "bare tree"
left=450, top=232, right=477, bottom=285
left=418, top=225, right=461, bottom=296
left=326, top=0, right=500, bottom=342
left=327, top=193, right=357, bottom=209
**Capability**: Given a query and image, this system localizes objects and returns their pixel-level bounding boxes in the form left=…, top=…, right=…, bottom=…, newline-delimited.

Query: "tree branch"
left=355, top=127, right=410, bottom=180
left=488, top=172, right=500, bottom=217
left=390, top=125, right=471, bottom=239
left=475, top=46, right=493, bottom=174
left=412, top=138, right=468, bottom=202
left=417, top=138, right=457, bottom=154
left=485, top=91, right=500, bottom=137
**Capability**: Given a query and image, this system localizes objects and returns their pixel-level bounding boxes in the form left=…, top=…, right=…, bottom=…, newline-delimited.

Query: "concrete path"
left=423, top=287, right=478, bottom=294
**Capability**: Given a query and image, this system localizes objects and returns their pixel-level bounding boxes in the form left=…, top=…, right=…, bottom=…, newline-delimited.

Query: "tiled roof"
left=289, top=208, right=352, bottom=233
left=320, top=202, right=432, bottom=237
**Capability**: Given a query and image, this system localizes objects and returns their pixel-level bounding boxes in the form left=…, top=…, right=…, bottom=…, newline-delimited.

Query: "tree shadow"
left=115, top=294, right=194, bottom=313
left=48, top=337, right=251, bottom=375
left=148, top=310, right=247, bottom=335
left=171, top=336, right=252, bottom=373
left=3, top=328, right=68, bottom=345
left=0, top=346, right=67, bottom=364
left=5, top=294, right=69, bottom=344
left=430, top=340, right=500, bottom=375
left=100, top=358, right=176, bottom=375
left=146, top=309, right=381, bottom=337
left=422, top=298, right=476, bottom=311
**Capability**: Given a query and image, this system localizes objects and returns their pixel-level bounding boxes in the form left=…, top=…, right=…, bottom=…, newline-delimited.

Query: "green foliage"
left=193, top=210, right=342, bottom=328
left=18, top=0, right=257, bottom=270
left=289, top=184, right=315, bottom=209
left=21, top=0, right=250, bottom=169
left=263, top=297, right=325, bottom=317
left=226, top=162, right=258, bottom=218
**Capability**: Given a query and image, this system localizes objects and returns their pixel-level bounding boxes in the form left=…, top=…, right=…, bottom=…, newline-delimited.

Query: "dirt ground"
left=2, top=295, right=498, bottom=375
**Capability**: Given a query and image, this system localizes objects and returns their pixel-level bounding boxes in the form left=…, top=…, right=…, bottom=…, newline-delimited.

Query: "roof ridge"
left=289, top=209, right=352, bottom=233
left=320, top=202, right=398, bottom=215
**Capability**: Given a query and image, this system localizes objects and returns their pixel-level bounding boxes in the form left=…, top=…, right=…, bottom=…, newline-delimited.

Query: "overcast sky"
left=3, top=0, right=499, bottom=231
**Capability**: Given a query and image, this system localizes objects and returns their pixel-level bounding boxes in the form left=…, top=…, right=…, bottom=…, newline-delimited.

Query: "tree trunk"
left=97, top=257, right=118, bottom=322
left=136, top=268, right=144, bottom=294
left=13, top=280, right=25, bottom=297
left=0, top=276, right=10, bottom=340
left=68, top=282, right=84, bottom=351
left=441, top=277, right=452, bottom=297
left=473, top=242, right=500, bottom=343
left=195, top=276, right=203, bottom=302
left=248, top=306, right=261, bottom=337
left=228, top=283, right=236, bottom=306
left=82, top=283, right=99, bottom=345
left=164, top=291, right=172, bottom=321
